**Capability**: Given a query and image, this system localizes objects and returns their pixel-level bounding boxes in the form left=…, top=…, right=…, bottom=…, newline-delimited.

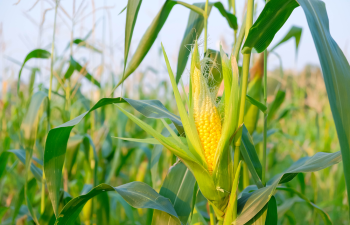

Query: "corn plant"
left=1, top=0, right=350, bottom=224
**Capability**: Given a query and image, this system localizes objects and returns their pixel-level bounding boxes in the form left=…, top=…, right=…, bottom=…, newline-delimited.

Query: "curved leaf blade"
left=246, top=95, right=267, bottom=113
left=270, top=26, right=302, bottom=54
left=297, top=0, right=350, bottom=217
left=44, top=97, right=184, bottom=216
left=117, top=1, right=198, bottom=88
left=236, top=151, right=341, bottom=224
left=55, top=182, right=180, bottom=225
left=18, top=49, right=51, bottom=92
left=241, top=0, right=299, bottom=53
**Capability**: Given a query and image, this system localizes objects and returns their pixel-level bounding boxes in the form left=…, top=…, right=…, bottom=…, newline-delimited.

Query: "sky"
left=0, top=0, right=349, bottom=91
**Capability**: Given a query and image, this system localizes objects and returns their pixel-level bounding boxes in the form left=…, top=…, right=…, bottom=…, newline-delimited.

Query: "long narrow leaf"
left=55, top=182, right=180, bottom=225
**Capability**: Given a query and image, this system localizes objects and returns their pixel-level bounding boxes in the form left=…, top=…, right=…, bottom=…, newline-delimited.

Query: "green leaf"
left=0, top=207, right=8, bottom=222
left=18, top=91, right=47, bottom=223
left=64, top=57, right=101, bottom=88
left=190, top=207, right=207, bottom=224
left=245, top=76, right=263, bottom=134
left=265, top=196, right=277, bottom=225
left=115, top=0, right=204, bottom=89
left=124, top=98, right=184, bottom=134
left=17, top=49, right=51, bottom=92
left=240, top=125, right=263, bottom=188
left=8, top=149, right=42, bottom=181
left=246, top=95, right=267, bottom=113
left=277, top=187, right=331, bottom=224
left=12, top=185, right=25, bottom=224
left=212, top=2, right=237, bottom=30
left=297, top=0, right=350, bottom=217
left=270, top=26, right=302, bottom=54
left=241, top=0, right=299, bottom=53
left=20, top=91, right=47, bottom=178
left=72, top=39, right=102, bottom=53
left=0, top=151, right=10, bottom=180
left=267, top=90, right=285, bottom=124
left=152, top=162, right=196, bottom=225
left=176, top=3, right=210, bottom=83
left=114, top=0, right=237, bottom=88
left=236, top=151, right=341, bottom=224
left=223, top=161, right=242, bottom=225
left=44, top=98, right=124, bottom=216
left=161, top=43, right=206, bottom=165
left=44, top=97, right=184, bottom=216
left=55, top=182, right=180, bottom=225
left=123, top=0, right=143, bottom=78
left=176, top=3, right=237, bottom=83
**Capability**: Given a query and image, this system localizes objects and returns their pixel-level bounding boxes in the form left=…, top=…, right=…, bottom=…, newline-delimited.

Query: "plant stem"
left=262, top=50, right=267, bottom=186
left=232, top=15, right=246, bottom=61
left=231, top=0, right=237, bottom=46
left=209, top=204, right=216, bottom=225
left=234, top=0, right=255, bottom=167
left=43, top=0, right=59, bottom=215
left=49, top=1, right=59, bottom=101
left=204, top=0, right=209, bottom=52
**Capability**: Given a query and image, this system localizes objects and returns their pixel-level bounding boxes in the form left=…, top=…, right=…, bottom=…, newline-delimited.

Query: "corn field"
left=0, top=0, right=349, bottom=224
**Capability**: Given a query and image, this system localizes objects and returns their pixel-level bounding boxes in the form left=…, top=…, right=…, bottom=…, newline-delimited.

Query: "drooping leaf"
left=236, top=151, right=341, bottom=224
left=55, top=182, right=180, bottom=225
left=124, top=98, right=183, bottom=134
left=297, top=0, right=350, bottom=217
left=212, top=2, right=237, bottom=30
left=241, top=0, right=299, bottom=53
left=17, top=49, right=51, bottom=92
left=270, top=26, right=302, bottom=54
left=44, top=98, right=124, bottom=216
left=44, top=97, right=185, bottom=216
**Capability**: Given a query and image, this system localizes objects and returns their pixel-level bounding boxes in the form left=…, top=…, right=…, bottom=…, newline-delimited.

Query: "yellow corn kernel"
left=192, top=67, right=222, bottom=173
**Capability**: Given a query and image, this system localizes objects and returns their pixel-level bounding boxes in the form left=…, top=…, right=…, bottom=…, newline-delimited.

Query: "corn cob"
left=192, top=66, right=222, bottom=173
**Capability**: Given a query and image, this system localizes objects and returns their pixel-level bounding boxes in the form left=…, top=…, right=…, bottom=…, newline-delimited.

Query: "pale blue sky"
left=0, top=0, right=349, bottom=89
